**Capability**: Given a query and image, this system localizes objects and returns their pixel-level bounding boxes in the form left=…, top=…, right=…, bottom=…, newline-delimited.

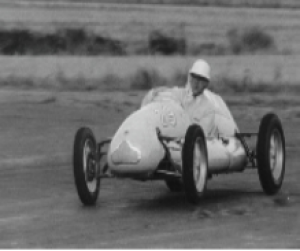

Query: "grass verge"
left=1, top=67, right=300, bottom=94
left=0, top=26, right=277, bottom=56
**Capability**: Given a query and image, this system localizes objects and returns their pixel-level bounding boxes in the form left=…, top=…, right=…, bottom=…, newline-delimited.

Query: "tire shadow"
left=133, top=188, right=263, bottom=215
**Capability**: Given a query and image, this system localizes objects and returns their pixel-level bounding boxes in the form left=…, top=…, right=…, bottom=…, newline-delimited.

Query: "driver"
left=141, top=59, right=239, bottom=137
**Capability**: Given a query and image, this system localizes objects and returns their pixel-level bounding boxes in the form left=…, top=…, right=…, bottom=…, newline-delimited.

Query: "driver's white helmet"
left=189, top=59, right=211, bottom=82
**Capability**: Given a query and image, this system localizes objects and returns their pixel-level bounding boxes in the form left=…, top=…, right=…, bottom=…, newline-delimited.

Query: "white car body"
left=107, top=99, right=247, bottom=178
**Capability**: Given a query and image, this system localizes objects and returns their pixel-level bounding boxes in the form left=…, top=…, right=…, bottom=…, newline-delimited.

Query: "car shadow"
left=133, top=188, right=263, bottom=214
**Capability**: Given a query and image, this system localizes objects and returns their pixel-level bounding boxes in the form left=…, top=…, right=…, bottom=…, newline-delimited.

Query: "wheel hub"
left=193, top=138, right=207, bottom=193
left=86, top=154, right=96, bottom=182
left=269, top=129, right=283, bottom=182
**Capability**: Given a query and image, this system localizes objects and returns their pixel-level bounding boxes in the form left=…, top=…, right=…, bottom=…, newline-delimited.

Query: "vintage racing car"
left=73, top=98, right=285, bottom=205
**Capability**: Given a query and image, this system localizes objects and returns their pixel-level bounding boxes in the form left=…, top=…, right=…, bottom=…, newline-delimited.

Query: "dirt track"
left=0, top=90, right=299, bottom=248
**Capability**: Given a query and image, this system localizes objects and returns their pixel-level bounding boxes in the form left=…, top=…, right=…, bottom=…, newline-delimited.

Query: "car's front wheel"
left=182, top=124, right=208, bottom=204
left=73, top=127, right=100, bottom=206
left=257, top=113, right=285, bottom=195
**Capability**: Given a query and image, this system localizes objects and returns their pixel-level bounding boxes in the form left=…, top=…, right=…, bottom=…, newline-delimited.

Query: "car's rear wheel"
left=165, top=178, right=183, bottom=192
left=257, top=113, right=285, bottom=195
left=182, top=124, right=208, bottom=204
left=73, top=127, right=100, bottom=206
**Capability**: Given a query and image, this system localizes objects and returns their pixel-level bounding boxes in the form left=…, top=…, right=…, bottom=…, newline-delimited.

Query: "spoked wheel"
left=182, top=124, right=208, bottom=204
left=257, top=113, right=285, bottom=195
left=73, top=127, right=100, bottom=206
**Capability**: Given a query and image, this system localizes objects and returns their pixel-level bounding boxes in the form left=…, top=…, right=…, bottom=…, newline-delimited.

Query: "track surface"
left=0, top=90, right=299, bottom=248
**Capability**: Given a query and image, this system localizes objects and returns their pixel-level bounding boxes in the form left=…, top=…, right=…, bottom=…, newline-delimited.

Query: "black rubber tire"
left=256, top=113, right=285, bottom=195
left=182, top=124, right=208, bottom=204
left=73, top=127, right=100, bottom=206
left=165, top=179, right=183, bottom=192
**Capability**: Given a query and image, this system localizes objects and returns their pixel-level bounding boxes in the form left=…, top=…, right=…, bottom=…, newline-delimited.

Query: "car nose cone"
left=111, top=140, right=141, bottom=165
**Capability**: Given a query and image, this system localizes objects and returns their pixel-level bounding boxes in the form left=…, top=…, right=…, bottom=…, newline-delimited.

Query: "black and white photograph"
left=0, top=0, right=299, bottom=248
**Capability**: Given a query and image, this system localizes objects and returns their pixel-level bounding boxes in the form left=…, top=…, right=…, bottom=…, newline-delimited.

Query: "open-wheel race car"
left=73, top=99, right=285, bottom=205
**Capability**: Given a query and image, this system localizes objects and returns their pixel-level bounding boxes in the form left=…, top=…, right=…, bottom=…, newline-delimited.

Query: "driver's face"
left=189, top=73, right=209, bottom=96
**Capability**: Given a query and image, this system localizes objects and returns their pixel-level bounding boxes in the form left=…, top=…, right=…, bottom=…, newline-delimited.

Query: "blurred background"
left=0, top=0, right=300, bottom=92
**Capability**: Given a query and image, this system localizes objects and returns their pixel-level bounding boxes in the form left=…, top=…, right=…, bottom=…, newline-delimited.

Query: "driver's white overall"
left=141, top=84, right=238, bottom=137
